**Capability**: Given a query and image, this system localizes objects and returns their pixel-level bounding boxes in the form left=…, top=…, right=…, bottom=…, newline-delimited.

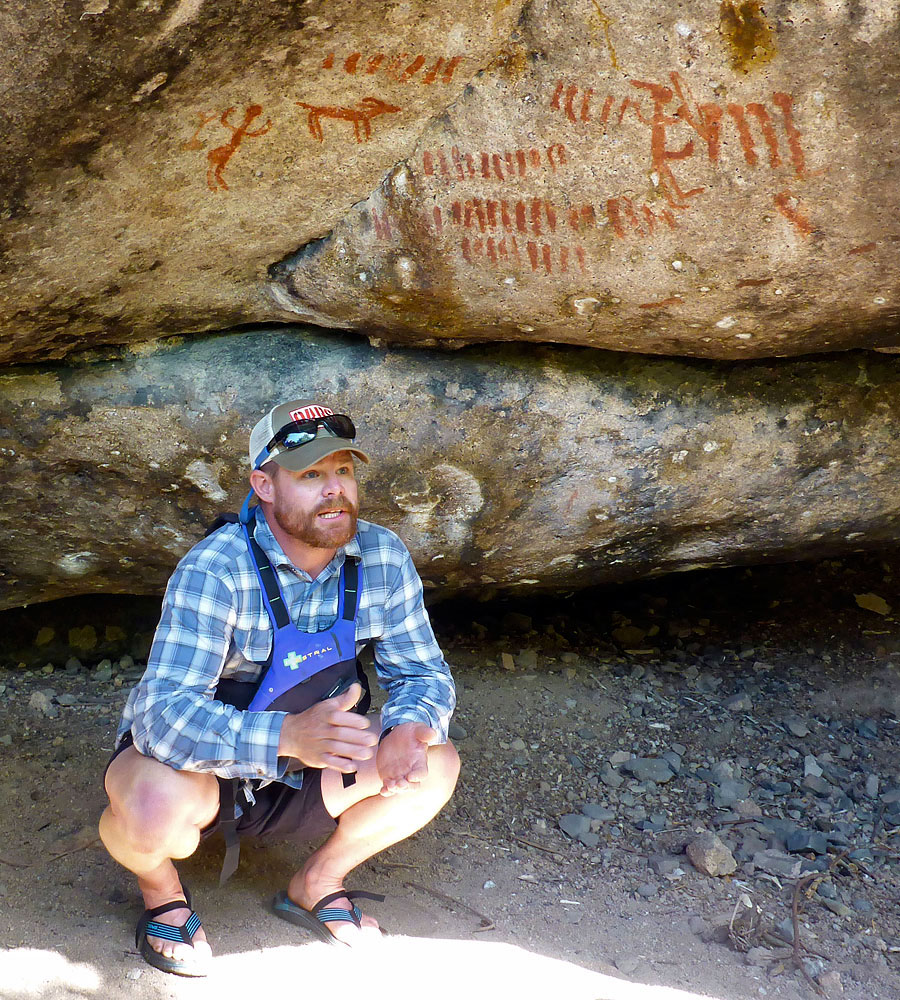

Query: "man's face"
left=268, top=451, right=359, bottom=549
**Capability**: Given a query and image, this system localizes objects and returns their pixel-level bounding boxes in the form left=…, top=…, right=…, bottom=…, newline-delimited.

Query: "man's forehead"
left=292, top=449, right=355, bottom=474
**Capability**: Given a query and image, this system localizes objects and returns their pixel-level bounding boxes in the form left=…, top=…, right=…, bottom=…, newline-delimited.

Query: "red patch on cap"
left=289, top=404, right=334, bottom=422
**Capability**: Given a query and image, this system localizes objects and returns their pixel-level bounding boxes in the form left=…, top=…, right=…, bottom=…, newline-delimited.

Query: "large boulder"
left=2, top=326, right=899, bottom=609
left=1, top=1, right=899, bottom=363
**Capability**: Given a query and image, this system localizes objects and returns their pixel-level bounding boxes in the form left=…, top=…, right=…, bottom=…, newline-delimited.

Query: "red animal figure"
left=205, top=105, right=272, bottom=192
left=295, top=96, right=401, bottom=143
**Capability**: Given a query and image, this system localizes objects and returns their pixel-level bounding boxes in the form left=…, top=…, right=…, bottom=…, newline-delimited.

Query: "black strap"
left=246, top=531, right=291, bottom=629
left=217, top=778, right=242, bottom=885
left=342, top=558, right=359, bottom=621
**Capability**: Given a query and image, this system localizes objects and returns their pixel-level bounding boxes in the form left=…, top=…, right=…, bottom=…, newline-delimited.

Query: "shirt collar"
left=251, top=506, right=361, bottom=579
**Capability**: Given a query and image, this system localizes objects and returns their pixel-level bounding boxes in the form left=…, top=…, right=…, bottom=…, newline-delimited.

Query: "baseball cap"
left=248, top=399, right=370, bottom=472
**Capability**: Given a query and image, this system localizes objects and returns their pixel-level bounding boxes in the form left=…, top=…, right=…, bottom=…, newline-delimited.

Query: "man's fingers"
left=330, top=682, right=363, bottom=710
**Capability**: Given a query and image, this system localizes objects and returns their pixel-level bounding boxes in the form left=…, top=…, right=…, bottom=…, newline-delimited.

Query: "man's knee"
left=105, top=748, right=218, bottom=853
left=427, top=740, right=460, bottom=799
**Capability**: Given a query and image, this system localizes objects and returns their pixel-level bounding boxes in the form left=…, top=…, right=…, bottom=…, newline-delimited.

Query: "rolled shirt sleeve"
left=373, top=548, right=456, bottom=743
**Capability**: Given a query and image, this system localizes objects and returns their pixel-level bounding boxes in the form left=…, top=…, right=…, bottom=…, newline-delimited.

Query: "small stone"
left=614, top=953, right=642, bottom=975
left=118, top=653, right=135, bottom=670
left=751, top=850, right=802, bottom=878
left=648, top=855, right=680, bottom=876
left=579, top=830, right=600, bottom=847
left=516, top=649, right=538, bottom=670
left=582, top=804, right=615, bottom=821
left=500, top=652, right=516, bottom=672
left=817, top=970, right=843, bottom=998
left=803, top=774, right=832, bottom=797
left=94, top=661, right=114, bottom=683
left=600, top=765, right=624, bottom=789
left=821, top=898, right=852, bottom=918
left=55, top=693, right=78, bottom=707
left=786, top=829, right=828, bottom=855
left=620, top=757, right=675, bottom=784
left=745, top=946, right=776, bottom=967
left=865, top=773, right=879, bottom=798
left=713, top=778, right=751, bottom=808
left=804, top=755, right=823, bottom=778
left=559, top=814, right=591, bottom=839
left=734, top=799, right=762, bottom=818
left=609, top=750, right=633, bottom=766
left=785, top=718, right=810, bottom=738
left=28, top=690, right=59, bottom=718
left=482, top=880, right=496, bottom=889
left=636, top=883, right=657, bottom=898
left=688, top=915, right=706, bottom=936
left=723, top=692, right=752, bottom=712
left=510, top=738, right=527, bottom=751
left=854, top=718, right=878, bottom=740
left=40, top=662, right=55, bottom=675
left=448, top=721, right=468, bottom=741
left=126, top=968, right=143, bottom=981
left=686, top=833, right=737, bottom=876
left=64, top=656, right=83, bottom=673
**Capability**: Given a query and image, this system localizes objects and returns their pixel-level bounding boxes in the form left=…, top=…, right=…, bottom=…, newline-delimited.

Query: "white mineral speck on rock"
left=716, top=316, right=738, bottom=329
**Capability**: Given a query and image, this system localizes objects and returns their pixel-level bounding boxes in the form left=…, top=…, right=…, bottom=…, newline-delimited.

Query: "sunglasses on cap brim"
left=266, top=414, right=357, bottom=454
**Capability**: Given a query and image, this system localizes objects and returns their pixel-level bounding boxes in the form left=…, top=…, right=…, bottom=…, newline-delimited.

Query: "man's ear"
left=249, top=467, right=275, bottom=504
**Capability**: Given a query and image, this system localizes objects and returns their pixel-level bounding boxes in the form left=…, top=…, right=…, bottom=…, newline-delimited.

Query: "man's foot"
left=137, top=882, right=212, bottom=973
left=283, top=871, right=382, bottom=945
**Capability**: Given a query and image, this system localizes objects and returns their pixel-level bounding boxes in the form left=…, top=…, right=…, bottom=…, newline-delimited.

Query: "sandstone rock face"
left=2, top=326, right=899, bottom=610
left=2, top=2, right=899, bottom=362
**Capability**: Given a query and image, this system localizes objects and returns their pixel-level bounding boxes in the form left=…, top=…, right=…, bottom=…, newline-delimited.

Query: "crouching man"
left=99, top=398, right=459, bottom=976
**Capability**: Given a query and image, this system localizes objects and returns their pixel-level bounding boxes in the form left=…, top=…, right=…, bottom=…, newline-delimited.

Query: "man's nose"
left=321, top=472, right=344, bottom=496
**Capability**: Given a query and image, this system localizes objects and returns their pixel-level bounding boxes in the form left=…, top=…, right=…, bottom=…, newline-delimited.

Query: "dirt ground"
left=1, top=554, right=898, bottom=1000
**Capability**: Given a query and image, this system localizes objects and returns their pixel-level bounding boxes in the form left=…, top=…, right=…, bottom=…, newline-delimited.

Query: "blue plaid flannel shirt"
left=118, top=510, right=455, bottom=785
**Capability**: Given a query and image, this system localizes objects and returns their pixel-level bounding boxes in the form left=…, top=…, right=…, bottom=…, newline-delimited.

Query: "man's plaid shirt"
left=118, top=510, right=455, bottom=784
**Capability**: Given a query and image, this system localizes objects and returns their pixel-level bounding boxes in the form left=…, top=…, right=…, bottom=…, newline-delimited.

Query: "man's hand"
left=376, top=721, right=437, bottom=796
left=277, top=683, right=376, bottom=772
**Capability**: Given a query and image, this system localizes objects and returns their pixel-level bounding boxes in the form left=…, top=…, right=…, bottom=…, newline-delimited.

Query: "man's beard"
left=272, top=497, right=359, bottom=549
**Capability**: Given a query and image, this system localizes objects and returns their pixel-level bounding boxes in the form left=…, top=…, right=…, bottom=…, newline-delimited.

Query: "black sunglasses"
left=266, top=414, right=356, bottom=453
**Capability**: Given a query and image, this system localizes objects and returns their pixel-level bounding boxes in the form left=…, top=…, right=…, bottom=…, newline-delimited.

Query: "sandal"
left=134, top=887, right=209, bottom=977
left=271, top=889, right=384, bottom=945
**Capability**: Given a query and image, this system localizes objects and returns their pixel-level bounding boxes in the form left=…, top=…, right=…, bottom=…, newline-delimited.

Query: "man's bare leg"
left=287, top=739, right=460, bottom=944
left=99, top=746, right=220, bottom=966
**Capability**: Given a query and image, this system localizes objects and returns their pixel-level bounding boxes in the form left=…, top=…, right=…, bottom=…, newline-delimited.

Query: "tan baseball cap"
left=248, top=399, right=370, bottom=472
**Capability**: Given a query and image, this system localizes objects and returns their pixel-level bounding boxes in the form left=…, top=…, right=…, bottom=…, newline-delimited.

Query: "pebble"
left=510, top=738, right=527, bottom=751
left=648, top=855, right=680, bottom=876
left=582, top=804, right=616, bottom=821
left=713, top=778, right=751, bottom=808
left=600, top=765, right=624, bottom=789
left=855, top=718, right=878, bottom=739
left=94, top=661, right=114, bottom=683
left=64, top=656, right=83, bottom=673
left=785, top=718, right=810, bottom=737
left=804, top=755, right=823, bottom=778
left=559, top=814, right=591, bottom=839
left=685, top=833, right=737, bottom=876
left=817, top=970, right=843, bottom=998
left=751, top=850, right=802, bottom=878
left=723, top=692, right=752, bottom=712
left=803, top=774, right=832, bottom=796
left=786, top=829, right=828, bottom=855
left=28, top=690, right=58, bottom=718
left=56, top=693, right=78, bottom=707
left=620, top=757, right=675, bottom=784
left=636, top=882, right=658, bottom=898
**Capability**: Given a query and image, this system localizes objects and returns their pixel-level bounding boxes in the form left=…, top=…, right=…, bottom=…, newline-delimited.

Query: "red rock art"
left=639, top=296, right=683, bottom=309
left=321, top=51, right=462, bottom=85
left=186, top=105, right=272, bottom=192
left=550, top=73, right=811, bottom=208
left=460, top=235, right=586, bottom=275
left=422, top=144, right=568, bottom=181
left=773, top=189, right=813, bottom=236
left=295, top=96, right=401, bottom=142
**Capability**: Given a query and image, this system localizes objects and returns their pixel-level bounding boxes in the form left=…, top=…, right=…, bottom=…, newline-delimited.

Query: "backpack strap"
left=204, top=512, right=239, bottom=538
left=241, top=520, right=290, bottom=629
